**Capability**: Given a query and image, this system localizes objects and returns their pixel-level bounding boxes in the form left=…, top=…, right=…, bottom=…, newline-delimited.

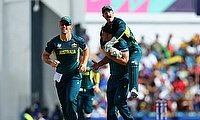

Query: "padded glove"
left=109, top=47, right=122, bottom=59
left=104, top=37, right=116, bottom=52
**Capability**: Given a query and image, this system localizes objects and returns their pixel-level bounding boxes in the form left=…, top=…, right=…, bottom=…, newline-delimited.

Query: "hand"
left=109, top=47, right=118, bottom=56
left=78, top=64, right=87, bottom=72
left=51, top=60, right=60, bottom=68
left=91, top=60, right=99, bottom=71
left=116, top=51, right=122, bottom=59
left=104, top=42, right=114, bottom=52
left=104, top=37, right=116, bottom=52
left=93, top=84, right=101, bottom=93
left=109, top=47, right=122, bottom=59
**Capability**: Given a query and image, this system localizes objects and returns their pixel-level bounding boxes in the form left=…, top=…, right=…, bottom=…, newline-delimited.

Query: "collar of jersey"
left=60, top=35, right=71, bottom=41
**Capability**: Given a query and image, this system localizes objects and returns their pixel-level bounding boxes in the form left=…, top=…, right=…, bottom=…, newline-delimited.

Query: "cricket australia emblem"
left=71, top=43, right=77, bottom=48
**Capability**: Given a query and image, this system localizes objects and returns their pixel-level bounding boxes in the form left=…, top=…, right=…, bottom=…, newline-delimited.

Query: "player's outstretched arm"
left=92, top=57, right=109, bottom=71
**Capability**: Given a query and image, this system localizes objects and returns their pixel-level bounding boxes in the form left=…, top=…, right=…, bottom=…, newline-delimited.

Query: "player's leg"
left=77, top=92, right=85, bottom=120
left=107, top=77, right=119, bottom=120
left=83, top=89, right=95, bottom=119
left=65, top=75, right=82, bottom=120
left=107, top=91, right=118, bottom=120
left=55, top=75, right=68, bottom=120
left=115, top=77, right=134, bottom=120
left=128, top=59, right=139, bottom=97
left=128, top=46, right=142, bottom=98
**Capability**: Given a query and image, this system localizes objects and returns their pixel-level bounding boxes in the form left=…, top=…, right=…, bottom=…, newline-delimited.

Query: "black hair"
left=101, top=24, right=114, bottom=35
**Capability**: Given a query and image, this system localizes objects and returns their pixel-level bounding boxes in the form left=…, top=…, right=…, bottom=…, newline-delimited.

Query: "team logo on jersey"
left=71, top=43, right=77, bottom=48
left=57, top=44, right=62, bottom=49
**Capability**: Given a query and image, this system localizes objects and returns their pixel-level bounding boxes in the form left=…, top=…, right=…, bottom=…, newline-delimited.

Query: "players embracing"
left=100, top=5, right=142, bottom=98
left=91, top=5, right=142, bottom=120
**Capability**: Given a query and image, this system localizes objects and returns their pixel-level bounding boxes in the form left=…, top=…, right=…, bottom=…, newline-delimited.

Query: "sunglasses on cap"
left=60, top=21, right=71, bottom=26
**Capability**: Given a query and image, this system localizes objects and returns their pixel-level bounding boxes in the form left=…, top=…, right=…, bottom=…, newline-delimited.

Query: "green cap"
left=102, top=5, right=113, bottom=13
left=60, top=16, right=72, bottom=24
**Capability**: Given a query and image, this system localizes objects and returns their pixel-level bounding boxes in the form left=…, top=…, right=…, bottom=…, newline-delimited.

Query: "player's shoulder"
left=114, top=17, right=125, bottom=23
left=50, top=35, right=60, bottom=42
left=115, top=17, right=123, bottom=20
left=119, top=38, right=127, bottom=44
left=71, top=34, right=79, bottom=39
left=117, top=38, right=128, bottom=48
left=72, top=34, right=85, bottom=42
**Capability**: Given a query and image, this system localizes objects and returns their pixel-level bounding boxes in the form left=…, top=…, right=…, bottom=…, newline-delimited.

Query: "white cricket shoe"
left=131, top=88, right=138, bottom=98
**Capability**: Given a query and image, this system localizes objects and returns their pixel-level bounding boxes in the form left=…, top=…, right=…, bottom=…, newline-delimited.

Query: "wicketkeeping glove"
left=109, top=47, right=122, bottom=59
left=104, top=37, right=116, bottom=52
left=116, top=51, right=122, bottom=59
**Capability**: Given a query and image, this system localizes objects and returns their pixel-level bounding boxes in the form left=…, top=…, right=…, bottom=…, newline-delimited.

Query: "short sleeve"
left=45, top=39, right=54, bottom=54
left=117, top=39, right=129, bottom=52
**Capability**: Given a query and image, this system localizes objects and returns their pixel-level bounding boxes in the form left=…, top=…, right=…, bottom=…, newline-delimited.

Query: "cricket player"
left=77, top=59, right=100, bottom=120
left=92, top=25, right=135, bottom=120
left=42, top=16, right=90, bottom=120
left=101, top=5, right=142, bottom=98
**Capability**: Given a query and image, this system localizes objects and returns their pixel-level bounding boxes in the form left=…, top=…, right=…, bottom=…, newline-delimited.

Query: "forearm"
left=42, top=51, right=53, bottom=65
left=98, top=56, right=109, bottom=67
left=82, top=46, right=90, bottom=65
left=42, top=50, right=60, bottom=68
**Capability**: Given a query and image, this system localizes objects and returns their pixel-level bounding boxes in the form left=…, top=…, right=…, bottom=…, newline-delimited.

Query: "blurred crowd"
left=20, top=32, right=200, bottom=120
left=135, top=33, right=200, bottom=117
left=20, top=99, right=62, bottom=120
